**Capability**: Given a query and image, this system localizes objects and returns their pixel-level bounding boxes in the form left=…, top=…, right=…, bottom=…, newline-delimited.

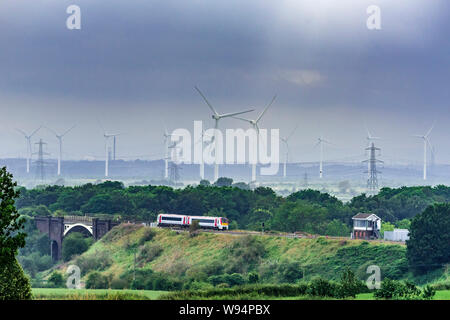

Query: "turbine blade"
left=256, top=94, right=276, bottom=123
left=44, top=126, right=58, bottom=136
left=195, top=86, right=219, bottom=116
left=231, top=116, right=252, bottom=123
left=286, top=122, right=300, bottom=141
left=16, top=128, right=27, bottom=137
left=425, top=121, right=435, bottom=137
left=61, top=124, right=76, bottom=137
left=220, top=109, right=254, bottom=118
left=30, top=126, right=42, bottom=137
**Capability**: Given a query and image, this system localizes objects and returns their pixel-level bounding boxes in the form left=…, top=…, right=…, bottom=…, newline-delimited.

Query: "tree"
left=48, top=271, right=65, bottom=288
left=214, top=177, right=233, bottom=187
left=0, top=167, right=32, bottom=299
left=406, top=203, right=450, bottom=275
left=62, top=232, right=93, bottom=261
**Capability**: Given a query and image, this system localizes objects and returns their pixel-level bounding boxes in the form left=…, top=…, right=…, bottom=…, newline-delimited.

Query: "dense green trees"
left=62, top=232, right=94, bottom=261
left=406, top=203, right=450, bottom=275
left=14, top=180, right=450, bottom=239
left=0, top=167, right=32, bottom=300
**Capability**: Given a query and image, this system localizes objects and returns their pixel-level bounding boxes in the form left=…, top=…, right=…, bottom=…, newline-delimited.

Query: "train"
left=157, top=213, right=229, bottom=230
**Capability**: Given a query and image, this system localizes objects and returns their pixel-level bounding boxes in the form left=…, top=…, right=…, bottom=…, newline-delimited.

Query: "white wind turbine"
left=315, top=136, right=331, bottom=179
left=413, top=123, right=435, bottom=181
left=195, top=86, right=254, bottom=182
left=45, top=125, right=76, bottom=176
left=98, top=120, right=120, bottom=178
left=280, top=123, right=299, bottom=179
left=232, top=95, right=277, bottom=182
left=16, top=126, right=42, bottom=173
left=163, top=124, right=182, bottom=180
left=194, top=129, right=214, bottom=180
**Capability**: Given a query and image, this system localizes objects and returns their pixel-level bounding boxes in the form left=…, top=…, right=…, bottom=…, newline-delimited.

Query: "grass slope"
left=60, top=224, right=414, bottom=284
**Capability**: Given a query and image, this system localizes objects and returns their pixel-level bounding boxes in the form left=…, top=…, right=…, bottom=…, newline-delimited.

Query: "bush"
left=248, top=272, right=259, bottom=284
left=225, top=236, right=266, bottom=273
left=0, top=257, right=32, bottom=300
left=337, top=268, right=360, bottom=298
left=48, top=271, right=65, bottom=288
left=138, top=243, right=163, bottom=264
left=277, top=261, right=303, bottom=283
left=85, top=271, right=109, bottom=289
left=75, top=250, right=112, bottom=276
left=62, top=232, right=93, bottom=262
left=138, top=228, right=156, bottom=245
left=307, top=277, right=337, bottom=297
left=374, top=279, right=435, bottom=300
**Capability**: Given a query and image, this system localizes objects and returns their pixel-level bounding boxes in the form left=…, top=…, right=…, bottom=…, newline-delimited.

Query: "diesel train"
left=157, top=213, right=229, bottom=230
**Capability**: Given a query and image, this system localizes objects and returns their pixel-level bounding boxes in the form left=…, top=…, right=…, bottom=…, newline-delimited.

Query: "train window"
left=192, top=219, right=214, bottom=224
left=161, top=216, right=182, bottom=221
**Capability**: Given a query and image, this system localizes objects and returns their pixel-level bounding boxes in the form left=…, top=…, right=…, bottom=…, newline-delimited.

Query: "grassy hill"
left=53, top=224, right=447, bottom=291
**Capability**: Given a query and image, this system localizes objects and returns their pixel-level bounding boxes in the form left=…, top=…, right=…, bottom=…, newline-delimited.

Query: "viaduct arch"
left=35, top=216, right=119, bottom=261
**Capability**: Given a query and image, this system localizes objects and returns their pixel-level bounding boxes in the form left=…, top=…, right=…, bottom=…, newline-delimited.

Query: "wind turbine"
left=413, top=123, right=435, bottom=180
left=98, top=120, right=120, bottom=178
left=45, top=125, right=76, bottom=176
left=232, top=95, right=277, bottom=182
left=195, top=86, right=254, bottom=182
left=163, top=124, right=182, bottom=180
left=280, top=123, right=299, bottom=179
left=194, top=129, right=214, bottom=180
left=315, top=136, right=331, bottom=179
left=16, top=126, right=42, bottom=173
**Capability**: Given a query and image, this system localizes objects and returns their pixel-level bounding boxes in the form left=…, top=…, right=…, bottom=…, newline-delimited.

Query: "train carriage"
left=157, top=214, right=229, bottom=230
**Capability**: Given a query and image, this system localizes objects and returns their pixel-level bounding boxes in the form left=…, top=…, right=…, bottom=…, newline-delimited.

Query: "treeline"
left=15, top=180, right=450, bottom=235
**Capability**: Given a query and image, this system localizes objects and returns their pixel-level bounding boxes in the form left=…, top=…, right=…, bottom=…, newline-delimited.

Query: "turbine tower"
left=168, top=138, right=182, bottom=182
left=45, top=125, right=76, bottom=176
left=232, top=95, right=277, bottom=182
left=16, top=126, right=42, bottom=174
left=98, top=120, right=120, bottom=178
left=315, top=137, right=331, bottom=179
left=280, top=123, right=299, bottom=179
left=195, top=86, right=254, bottom=182
left=194, top=129, right=213, bottom=181
left=413, top=123, right=434, bottom=180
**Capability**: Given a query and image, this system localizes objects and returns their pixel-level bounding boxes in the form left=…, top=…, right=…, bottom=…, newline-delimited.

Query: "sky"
left=0, top=0, right=449, bottom=165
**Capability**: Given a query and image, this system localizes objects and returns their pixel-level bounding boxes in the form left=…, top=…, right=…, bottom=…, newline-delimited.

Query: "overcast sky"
left=0, top=0, right=449, bottom=165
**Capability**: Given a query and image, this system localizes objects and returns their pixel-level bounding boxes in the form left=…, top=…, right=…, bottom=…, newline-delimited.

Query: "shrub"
left=277, top=261, right=303, bottom=283
left=337, top=268, right=360, bottom=298
left=374, top=279, right=434, bottom=300
left=138, top=228, right=156, bottom=245
left=225, top=236, right=266, bottom=273
left=0, top=257, right=32, bottom=300
left=85, top=271, right=109, bottom=289
left=248, top=272, right=259, bottom=284
left=62, top=232, right=93, bottom=262
left=75, top=250, right=112, bottom=276
left=138, top=243, right=163, bottom=265
left=307, top=277, right=337, bottom=297
left=48, top=271, right=65, bottom=288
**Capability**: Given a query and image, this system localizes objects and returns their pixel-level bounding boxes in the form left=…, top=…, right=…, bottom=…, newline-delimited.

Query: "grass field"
left=355, top=290, right=450, bottom=300
left=32, top=288, right=450, bottom=300
left=32, top=288, right=167, bottom=300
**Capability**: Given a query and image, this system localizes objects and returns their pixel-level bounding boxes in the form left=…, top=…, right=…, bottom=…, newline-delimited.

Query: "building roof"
left=352, top=213, right=381, bottom=220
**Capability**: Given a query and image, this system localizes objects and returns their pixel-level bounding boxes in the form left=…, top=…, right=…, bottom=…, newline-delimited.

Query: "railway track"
left=156, top=226, right=405, bottom=244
